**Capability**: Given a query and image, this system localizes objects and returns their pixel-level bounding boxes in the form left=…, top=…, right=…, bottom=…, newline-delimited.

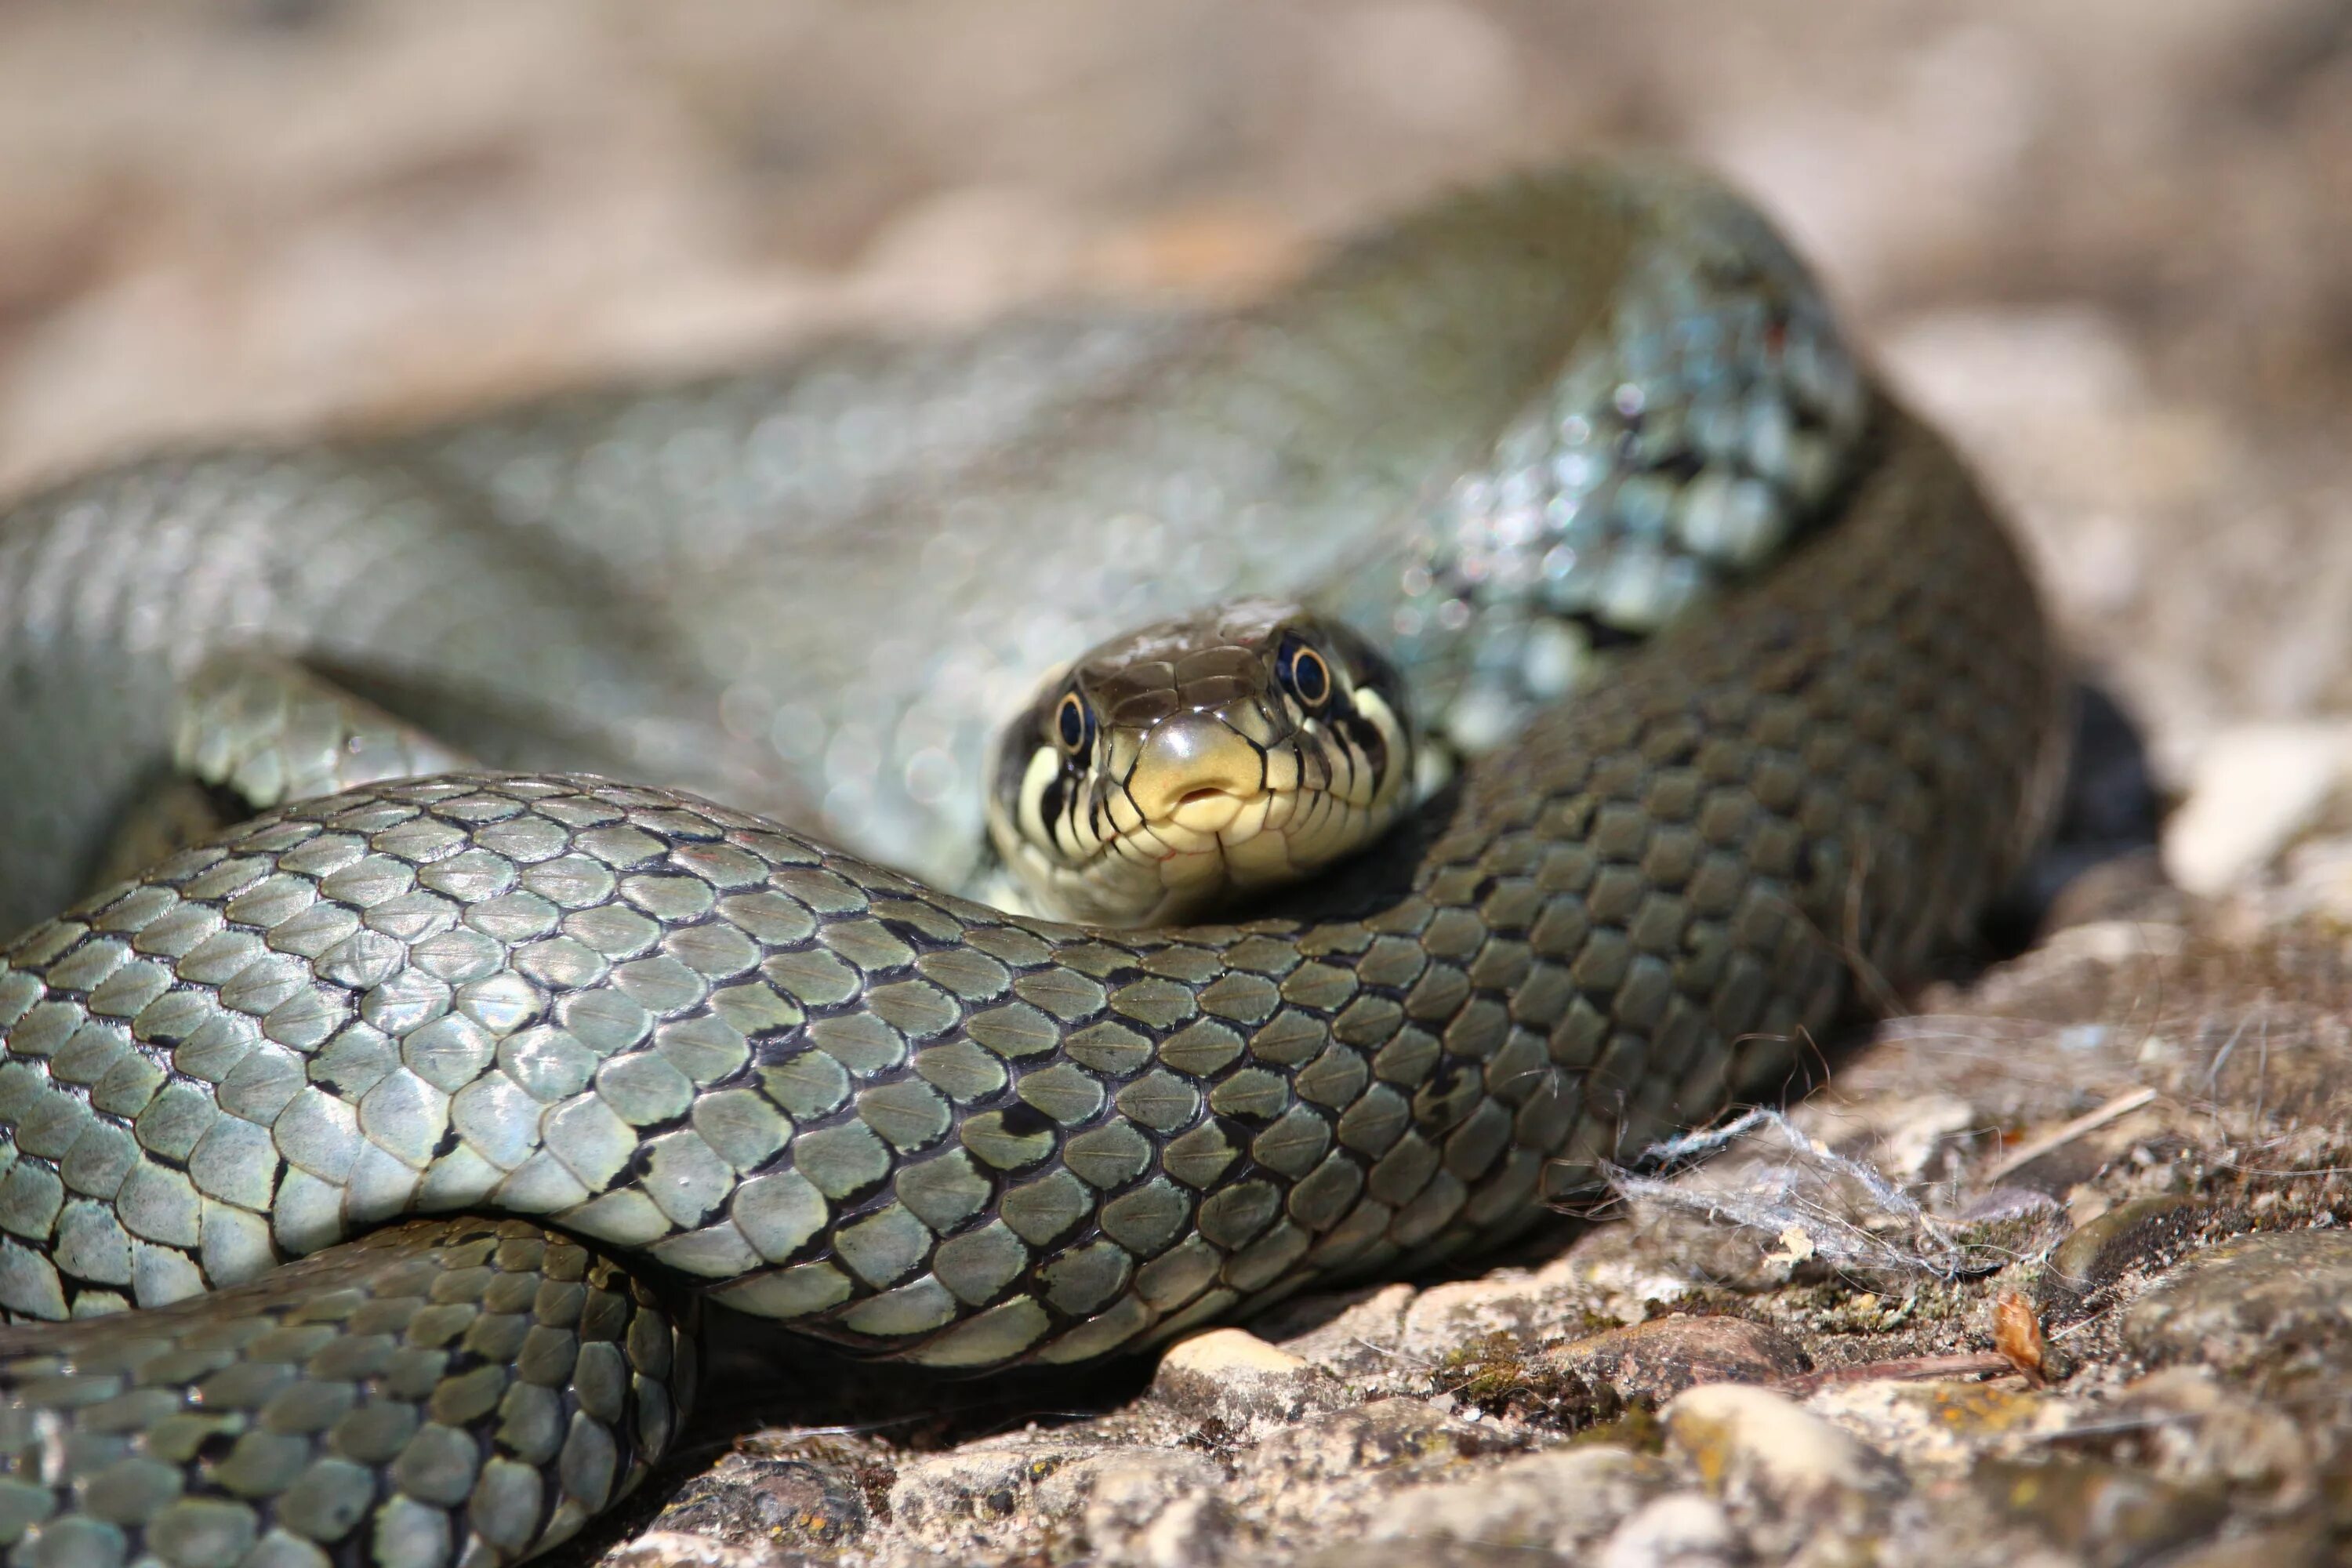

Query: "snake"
left=0, top=161, right=2065, bottom=1568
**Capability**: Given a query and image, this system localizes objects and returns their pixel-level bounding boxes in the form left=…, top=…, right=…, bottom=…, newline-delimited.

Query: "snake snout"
left=1129, top=713, right=1264, bottom=831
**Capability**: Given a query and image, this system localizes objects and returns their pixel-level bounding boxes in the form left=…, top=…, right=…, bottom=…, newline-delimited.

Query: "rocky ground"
left=9, top=3, right=2352, bottom=1565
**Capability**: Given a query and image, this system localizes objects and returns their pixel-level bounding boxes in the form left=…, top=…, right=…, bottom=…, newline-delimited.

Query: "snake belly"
left=0, top=203, right=2064, bottom=1566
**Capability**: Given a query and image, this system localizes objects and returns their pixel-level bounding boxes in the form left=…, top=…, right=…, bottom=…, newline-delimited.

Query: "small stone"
left=885, top=1437, right=1084, bottom=1534
left=2040, top=1196, right=2209, bottom=1313
left=1128, top=1492, right=1229, bottom=1568
left=2161, top=723, right=2352, bottom=897
left=1151, top=1328, right=1338, bottom=1432
left=1595, top=1494, right=1745, bottom=1568
left=1547, top=1315, right=1810, bottom=1407
left=2150, top=1524, right=2329, bottom=1568
left=1365, top=1447, right=1676, bottom=1559
left=1802, top=1381, right=2061, bottom=1470
left=647, top=1451, right=868, bottom=1551
left=601, top=1530, right=792, bottom=1568
left=1247, top=1399, right=1474, bottom=1486
left=2095, top=1367, right=2315, bottom=1512
left=1973, top=1458, right=2227, bottom=1566
left=1160, top=1327, right=1304, bottom=1377
left=2125, top=1229, right=2352, bottom=1377
left=1041, top=1452, right=1228, bottom=1568
left=1662, top=1385, right=1901, bottom=1555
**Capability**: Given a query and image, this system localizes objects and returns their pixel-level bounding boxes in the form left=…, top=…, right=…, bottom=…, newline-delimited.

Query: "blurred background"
left=2, top=0, right=2350, bottom=799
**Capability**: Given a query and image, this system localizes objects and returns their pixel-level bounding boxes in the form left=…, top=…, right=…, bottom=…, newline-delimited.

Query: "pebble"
left=1296, top=1537, right=1588, bottom=1568
left=1130, top=1491, right=1232, bottom=1568
left=1151, top=1326, right=1345, bottom=1432
left=885, top=1436, right=1090, bottom=1535
left=2039, top=1196, right=2209, bottom=1312
left=1161, top=1326, right=1309, bottom=1376
left=1593, top=1494, right=1748, bottom=1568
left=2122, top=1229, right=2352, bottom=1377
left=1804, top=1380, right=2058, bottom=1467
left=2100, top=1367, right=2318, bottom=1511
left=602, top=1531, right=793, bottom=1568
left=648, top=1453, right=868, bottom=1548
left=1946, top=1187, right=2071, bottom=1272
left=1363, top=1446, right=1675, bottom=1558
left=1972, top=1457, right=2228, bottom=1566
left=1662, top=1384, right=1902, bottom=1558
left=1250, top=1397, right=1501, bottom=1486
left=2161, top=722, right=2352, bottom=897
left=2151, top=1523, right=2331, bottom=1568
left=1046, top=1450, right=1229, bottom=1567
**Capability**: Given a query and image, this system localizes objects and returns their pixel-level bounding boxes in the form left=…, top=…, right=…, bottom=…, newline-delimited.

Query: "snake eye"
left=1053, top=691, right=1093, bottom=756
left=1279, top=637, right=1333, bottom=710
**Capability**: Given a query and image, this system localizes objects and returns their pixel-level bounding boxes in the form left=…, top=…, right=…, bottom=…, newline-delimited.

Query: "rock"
left=1548, top=1316, right=1810, bottom=1408
left=1248, top=1397, right=1504, bottom=1486
left=1152, top=1326, right=1346, bottom=1434
left=1139, top=1491, right=1229, bottom=1568
left=1362, top=1446, right=1677, bottom=1559
left=2097, top=1367, right=2318, bottom=1513
left=2161, top=722, right=2352, bottom=898
left=1971, top=1458, right=2227, bottom=1568
left=1162, top=1325, right=1308, bottom=1376
left=645, top=1451, right=869, bottom=1552
left=1040, top=1450, right=1229, bottom=1568
left=1803, top=1381, right=2060, bottom=1468
left=1433, top=1330, right=1619, bottom=1424
left=1119, top=1490, right=1232, bottom=1568
left=2122, top=1229, right=2352, bottom=1380
left=600, top=1532, right=803, bottom=1568
left=2151, top=1523, right=2331, bottom=1568
left=2038, top=1196, right=2210, bottom=1313
left=1296, top=1539, right=1585, bottom=1568
left=1661, top=1385, right=1903, bottom=1559
left=1260, top=1282, right=1419, bottom=1378
left=884, top=1434, right=1091, bottom=1540
left=1594, top=1494, right=1749, bottom=1568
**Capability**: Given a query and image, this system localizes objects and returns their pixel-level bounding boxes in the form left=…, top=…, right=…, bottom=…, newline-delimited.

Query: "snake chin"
left=1018, top=781, right=1400, bottom=927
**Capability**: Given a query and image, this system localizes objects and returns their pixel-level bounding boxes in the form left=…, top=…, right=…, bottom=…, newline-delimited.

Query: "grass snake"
left=0, top=162, right=2064, bottom=1567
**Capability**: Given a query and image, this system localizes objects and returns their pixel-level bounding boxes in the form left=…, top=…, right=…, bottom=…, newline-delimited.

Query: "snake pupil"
left=1054, top=691, right=1090, bottom=753
left=1281, top=637, right=1331, bottom=708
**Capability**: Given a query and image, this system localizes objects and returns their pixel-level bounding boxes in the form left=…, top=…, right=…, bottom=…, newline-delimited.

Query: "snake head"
left=985, top=597, right=1416, bottom=927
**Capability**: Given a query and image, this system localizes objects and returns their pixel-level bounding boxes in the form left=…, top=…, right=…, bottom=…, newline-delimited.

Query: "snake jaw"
left=1015, top=716, right=1408, bottom=925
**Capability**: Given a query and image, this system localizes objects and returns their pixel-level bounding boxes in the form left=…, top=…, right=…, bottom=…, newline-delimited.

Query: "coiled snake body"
left=0, top=164, right=2062, bottom=1567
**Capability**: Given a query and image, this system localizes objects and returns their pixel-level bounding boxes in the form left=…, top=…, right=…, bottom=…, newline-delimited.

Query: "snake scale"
left=0, top=162, right=2063, bottom=1568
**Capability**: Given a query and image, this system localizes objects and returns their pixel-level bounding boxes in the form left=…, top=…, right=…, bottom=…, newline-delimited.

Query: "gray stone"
left=2123, top=1229, right=2352, bottom=1378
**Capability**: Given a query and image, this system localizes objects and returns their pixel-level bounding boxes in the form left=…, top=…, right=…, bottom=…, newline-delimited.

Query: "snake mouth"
left=1114, top=786, right=1287, bottom=862
left=1081, top=776, right=1383, bottom=891
left=1163, top=784, right=1254, bottom=837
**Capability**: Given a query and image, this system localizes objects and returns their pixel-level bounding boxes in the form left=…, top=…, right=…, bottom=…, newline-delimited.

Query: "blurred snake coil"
left=0, top=162, right=2063, bottom=1568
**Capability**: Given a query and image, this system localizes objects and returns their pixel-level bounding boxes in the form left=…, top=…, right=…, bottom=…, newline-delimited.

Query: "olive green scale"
left=0, top=191, right=2063, bottom=1567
